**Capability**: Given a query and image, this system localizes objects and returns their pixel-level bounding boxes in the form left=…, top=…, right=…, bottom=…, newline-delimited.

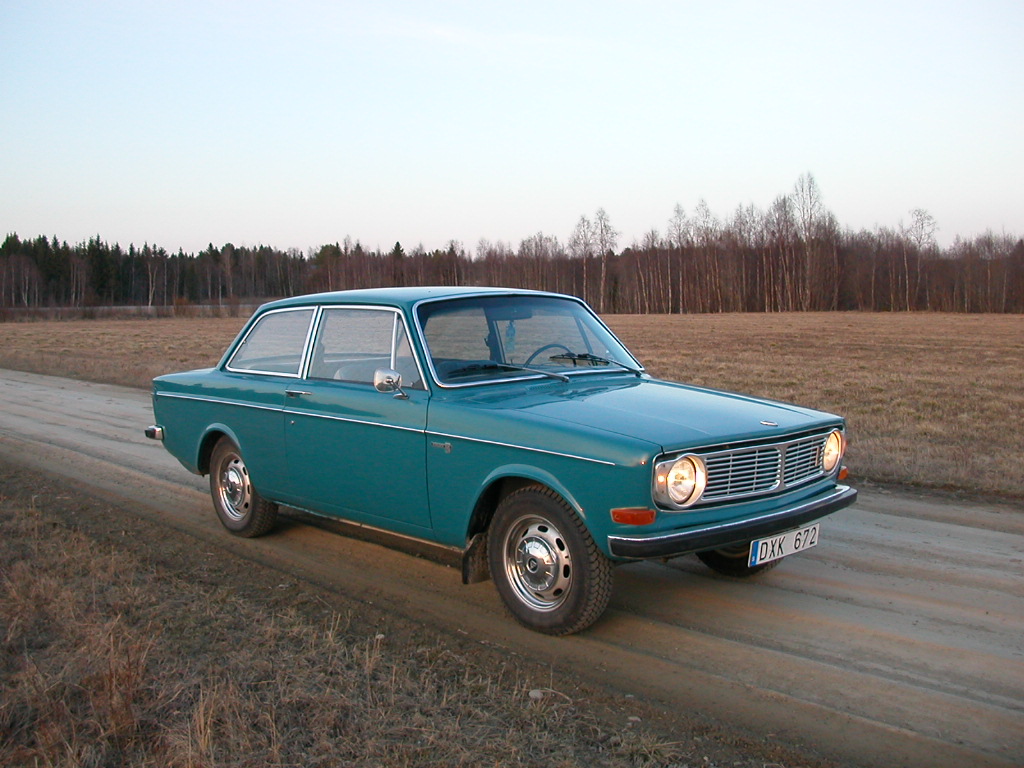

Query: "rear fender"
left=197, top=424, right=241, bottom=475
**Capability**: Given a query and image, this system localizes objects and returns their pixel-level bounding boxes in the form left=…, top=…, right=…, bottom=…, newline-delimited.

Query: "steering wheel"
left=524, top=343, right=573, bottom=366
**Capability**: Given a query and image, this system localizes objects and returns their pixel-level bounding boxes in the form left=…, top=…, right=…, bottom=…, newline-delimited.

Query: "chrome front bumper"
left=607, top=484, right=857, bottom=559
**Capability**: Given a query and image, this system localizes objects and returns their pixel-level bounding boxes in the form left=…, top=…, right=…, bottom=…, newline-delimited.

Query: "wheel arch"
left=196, top=424, right=240, bottom=475
left=460, top=466, right=582, bottom=586
left=466, top=465, right=583, bottom=541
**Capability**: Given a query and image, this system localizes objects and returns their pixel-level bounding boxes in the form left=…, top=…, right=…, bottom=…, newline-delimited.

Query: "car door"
left=219, top=306, right=317, bottom=498
left=283, top=306, right=432, bottom=533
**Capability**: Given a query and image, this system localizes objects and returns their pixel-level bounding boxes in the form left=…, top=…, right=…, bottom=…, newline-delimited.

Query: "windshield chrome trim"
left=428, top=367, right=632, bottom=389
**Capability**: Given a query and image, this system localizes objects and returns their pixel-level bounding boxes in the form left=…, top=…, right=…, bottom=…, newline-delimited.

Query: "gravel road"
left=1, top=368, right=1021, bottom=767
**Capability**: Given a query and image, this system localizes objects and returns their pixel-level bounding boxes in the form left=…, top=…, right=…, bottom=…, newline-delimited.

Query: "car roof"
left=259, top=286, right=573, bottom=313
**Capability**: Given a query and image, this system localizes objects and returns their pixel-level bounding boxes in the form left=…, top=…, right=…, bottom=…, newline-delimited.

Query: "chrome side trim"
left=154, top=391, right=283, bottom=413
left=426, top=430, right=617, bottom=466
left=287, top=409, right=425, bottom=434
left=155, top=391, right=427, bottom=434
left=155, top=395, right=616, bottom=463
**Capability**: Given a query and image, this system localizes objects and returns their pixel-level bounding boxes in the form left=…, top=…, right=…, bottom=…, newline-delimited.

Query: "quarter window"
left=227, top=308, right=314, bottom=375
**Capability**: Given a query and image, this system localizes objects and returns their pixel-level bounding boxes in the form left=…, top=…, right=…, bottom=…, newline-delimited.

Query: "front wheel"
left=209, top=436, right=278, bottom=537
left=488, top=486, right=613, bottom=635
left=696, top=544, right=780, bottom=577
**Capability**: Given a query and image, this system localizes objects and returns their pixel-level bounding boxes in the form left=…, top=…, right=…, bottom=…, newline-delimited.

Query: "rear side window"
left=227, top=308, right=314, bottom=375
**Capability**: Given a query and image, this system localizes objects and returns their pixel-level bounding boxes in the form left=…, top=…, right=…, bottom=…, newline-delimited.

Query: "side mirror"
left=373, top=368, right=408, bottom=399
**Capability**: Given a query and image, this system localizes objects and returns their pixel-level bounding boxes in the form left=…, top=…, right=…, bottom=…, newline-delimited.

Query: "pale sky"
left=2, top=1, right=1021, bottom=253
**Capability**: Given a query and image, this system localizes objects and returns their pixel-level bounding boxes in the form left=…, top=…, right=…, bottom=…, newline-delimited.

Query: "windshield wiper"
left=445, top=362, right=569, bottom=383
left=548, top=352, right=643, bottom=376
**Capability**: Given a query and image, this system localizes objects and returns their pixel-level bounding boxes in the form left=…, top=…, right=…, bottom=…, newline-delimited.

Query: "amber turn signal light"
left=838, top=466, right=849, bottom=481
left=611, top=508, right=657, bottom=526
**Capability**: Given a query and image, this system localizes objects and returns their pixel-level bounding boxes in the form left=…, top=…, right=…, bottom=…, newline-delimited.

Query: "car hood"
left=460, top=376, right=841, bottom=453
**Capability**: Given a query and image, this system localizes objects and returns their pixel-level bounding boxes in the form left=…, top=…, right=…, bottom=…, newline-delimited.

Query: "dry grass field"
left=609, top=313, right=1024, bottom=499
left=0, top=312, right=1021, bottom=498
left=1, top=467, right=699, bottom=768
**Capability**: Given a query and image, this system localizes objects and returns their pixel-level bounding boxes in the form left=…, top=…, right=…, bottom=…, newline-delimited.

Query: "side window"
left=228, top=308, right=313, bottom=375
left=308, top=308, right=424, bottom=389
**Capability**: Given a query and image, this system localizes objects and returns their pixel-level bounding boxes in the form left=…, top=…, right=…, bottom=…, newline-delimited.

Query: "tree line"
left=3, top=175, right=1022, bottom=314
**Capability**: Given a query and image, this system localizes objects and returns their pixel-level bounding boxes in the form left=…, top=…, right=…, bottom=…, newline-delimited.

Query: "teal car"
left=146, top=287, right=856, bottom=635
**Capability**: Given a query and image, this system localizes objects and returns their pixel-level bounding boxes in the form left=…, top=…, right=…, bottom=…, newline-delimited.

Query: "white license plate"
left=748, top=522, right=819, bottom=566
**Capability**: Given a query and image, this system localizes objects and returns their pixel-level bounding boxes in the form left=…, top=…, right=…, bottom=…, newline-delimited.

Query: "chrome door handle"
left=285, top=389, right=312, bottom=397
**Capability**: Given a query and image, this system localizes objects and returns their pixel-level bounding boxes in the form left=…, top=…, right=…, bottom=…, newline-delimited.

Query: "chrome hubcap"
left=218, top=455, right=251, bottom=521
left=504, top=516, right=572, bottom=611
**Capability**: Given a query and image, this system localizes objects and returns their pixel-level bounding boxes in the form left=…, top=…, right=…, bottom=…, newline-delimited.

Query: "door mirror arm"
left=373, top=368, right=409, bottom=399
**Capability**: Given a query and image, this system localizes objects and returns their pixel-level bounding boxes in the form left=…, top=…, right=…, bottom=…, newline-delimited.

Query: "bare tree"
left=593, top=208, right=618, bottom=313
left=766, top=195, right=796, bottom=311
left=692, top=199, right=720, bottom=312
left=517, top=232, right=563, bottom=290
left=568, top=215, right=595, bottom=303
left=907, top=208, right=938, bottom=309
left=793, top=173, right=825, bottom=310
left=667, top=204, right=691, bottom=313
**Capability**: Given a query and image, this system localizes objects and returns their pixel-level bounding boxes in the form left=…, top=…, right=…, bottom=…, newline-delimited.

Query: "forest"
left=3, top=177, right=1022, bottom=314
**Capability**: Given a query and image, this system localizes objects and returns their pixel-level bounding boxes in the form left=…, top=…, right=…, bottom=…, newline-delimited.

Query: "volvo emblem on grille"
left=760, top=420, right=779, bottom=427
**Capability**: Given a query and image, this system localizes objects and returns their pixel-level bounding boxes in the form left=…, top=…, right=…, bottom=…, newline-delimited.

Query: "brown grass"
left=607, top=313, right=1024, bottom=499
left=0, top=312, right=1021, bottom=498
left=0, top=317, right=249, bottom=390
left=1, top=479, right=692, bottom=767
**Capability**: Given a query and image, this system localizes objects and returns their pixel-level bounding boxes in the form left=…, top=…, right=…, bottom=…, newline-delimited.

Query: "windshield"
left=416, top=295, right=643, bottom=386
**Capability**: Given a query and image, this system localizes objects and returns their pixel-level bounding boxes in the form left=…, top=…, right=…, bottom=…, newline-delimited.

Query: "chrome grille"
left=696, top=431, right=831, bottom=505
left=704, top=448, right=781, bottom=499
left=783, top=434, right=828, bottom=486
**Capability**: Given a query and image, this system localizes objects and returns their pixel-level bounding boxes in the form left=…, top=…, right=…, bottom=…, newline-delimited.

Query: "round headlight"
left=666, top=455, right=707, bottom=507
left=822, top=430, right=844, bottom=473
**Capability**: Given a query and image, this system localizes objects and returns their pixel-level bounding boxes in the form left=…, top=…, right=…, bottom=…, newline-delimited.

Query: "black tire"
left=696, top=544, right=780, bottom=577
left=209, top=436, right=278, bottom=537
left=488, top=486, right=613, bottom=635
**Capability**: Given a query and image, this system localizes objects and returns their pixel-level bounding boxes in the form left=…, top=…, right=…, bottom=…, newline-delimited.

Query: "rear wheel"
left=209, top=436, right=278, bottom=537
left=488, top=486, right=612, bottom=635
left=696, top=544, right=779, bottom=577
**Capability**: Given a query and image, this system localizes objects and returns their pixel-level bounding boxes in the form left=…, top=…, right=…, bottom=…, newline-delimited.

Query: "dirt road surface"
left=1, top=368, right=1021, bottom=767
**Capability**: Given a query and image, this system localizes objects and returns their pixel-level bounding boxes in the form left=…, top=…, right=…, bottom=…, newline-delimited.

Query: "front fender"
left=478, top=463, right=586, bottom=518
